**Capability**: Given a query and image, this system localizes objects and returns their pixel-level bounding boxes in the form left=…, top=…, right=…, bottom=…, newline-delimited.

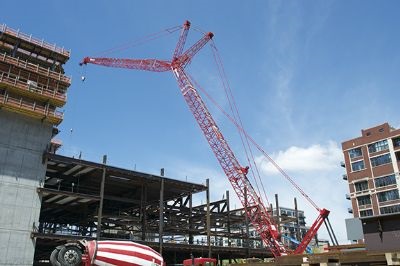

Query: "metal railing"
left=0, top=24, right=70, bottom=58
left=1, top=52, right=71, bottom=84
left=0, top=71, right=66, bottom=105
left=0, top=92, right=63, bottom=121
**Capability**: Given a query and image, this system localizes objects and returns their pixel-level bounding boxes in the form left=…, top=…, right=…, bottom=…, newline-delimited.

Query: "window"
left=368, top=140, right=389, bottom=153
left=377, top=189, right=400, bottom=202
left=393, top=137, right=400, bottom=148
left=360, top=209, right=373, bottom=217
left=357, top=195, right=371, bottom=206
left=380, top=204, right=400, bottom=214
left=370, top=153, right=392, bottom=167
left=348, top=147, right=362, bottom=159
left=351, top=160, right=365, bottom=171
left=374, top=174, right=396, bottom=188
left=354, top=181, right=368, bottom=192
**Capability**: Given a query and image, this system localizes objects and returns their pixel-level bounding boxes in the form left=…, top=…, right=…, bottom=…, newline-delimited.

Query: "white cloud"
left=257, top=141, right=342, bottom=174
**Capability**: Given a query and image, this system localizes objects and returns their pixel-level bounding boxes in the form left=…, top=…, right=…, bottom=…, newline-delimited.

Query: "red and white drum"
left=86, top=240, right=164, bottom=266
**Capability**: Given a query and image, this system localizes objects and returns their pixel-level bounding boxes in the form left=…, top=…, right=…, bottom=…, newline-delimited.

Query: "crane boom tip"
left=79, top=57, right=91, bottom=66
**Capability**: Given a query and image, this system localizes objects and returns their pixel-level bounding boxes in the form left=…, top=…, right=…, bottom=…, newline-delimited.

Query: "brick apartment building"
left=342, top=123, right=400, bottom=218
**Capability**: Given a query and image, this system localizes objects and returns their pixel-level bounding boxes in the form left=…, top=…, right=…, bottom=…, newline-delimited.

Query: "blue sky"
left=3, top=1, right=400, bottom=244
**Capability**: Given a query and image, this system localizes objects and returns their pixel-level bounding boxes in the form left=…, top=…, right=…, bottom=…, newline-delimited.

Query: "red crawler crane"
left=80, top=21, right=330, bottom=257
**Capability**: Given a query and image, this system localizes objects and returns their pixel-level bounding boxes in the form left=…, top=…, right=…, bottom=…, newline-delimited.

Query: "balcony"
left=0, top=92, right=63, bottom=125
left=341, top=161, right=346, bottom=168
left=342, top=174, right=348, bottom=180
left=0, top=72, right=66, bottom=107
left=0, top=24, right=70, bottom=58
left=0, top=52, right=71, bottom=85
left=346, top=194, right=351, bottom=200
left=348, top=208, right=353, bottom=214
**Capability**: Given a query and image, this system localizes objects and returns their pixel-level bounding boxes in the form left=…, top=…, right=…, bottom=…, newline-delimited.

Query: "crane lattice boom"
left=80, top=20, right=330, bottom=257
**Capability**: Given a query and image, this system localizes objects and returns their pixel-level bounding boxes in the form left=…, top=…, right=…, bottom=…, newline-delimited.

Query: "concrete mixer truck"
left=50, top=240, right=164, bottom=266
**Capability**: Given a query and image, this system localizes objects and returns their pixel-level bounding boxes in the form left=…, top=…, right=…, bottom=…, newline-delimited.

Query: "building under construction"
left=35, top=152, right=278, bottom=265
left=1, top=23, right=398, bottom=266
left=0, top=24, right=284, bottom=265
left=0, top=24, right=70, bottom=265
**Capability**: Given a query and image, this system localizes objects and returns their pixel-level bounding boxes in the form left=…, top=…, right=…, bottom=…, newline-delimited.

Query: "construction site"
left=0, top=20, right=399, bottom=266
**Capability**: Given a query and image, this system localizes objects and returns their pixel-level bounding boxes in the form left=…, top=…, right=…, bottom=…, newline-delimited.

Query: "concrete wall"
left=0, top=110, right=52, bottom=265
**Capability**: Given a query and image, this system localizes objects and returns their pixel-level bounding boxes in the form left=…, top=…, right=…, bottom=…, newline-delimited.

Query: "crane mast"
left=81, top=20, right=330, bottom=257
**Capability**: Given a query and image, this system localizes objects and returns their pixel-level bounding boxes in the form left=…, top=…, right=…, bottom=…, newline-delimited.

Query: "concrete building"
left=341, top=123, right=400, bottom=218
left=0, top=24, right=70, bottom=265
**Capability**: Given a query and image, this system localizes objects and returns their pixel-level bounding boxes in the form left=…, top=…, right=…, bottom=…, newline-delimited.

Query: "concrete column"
left=0, top=111, right=52, bottom=265
left=206, top=178, right=211, bottom=258
left=244, top=187, right=250, bottom=257
left=295, top=197, right=300, bottom=241
left=226, top=190, right=232, bottom=264
left=189, top=193, right=193, bottom=244
left=96, top=155, right=107, bottom=241
left=159, top=177, right=165, bottom=255
left=141, top=184, right=147, bottom=241
left=275, top=194, right=280, bottom=233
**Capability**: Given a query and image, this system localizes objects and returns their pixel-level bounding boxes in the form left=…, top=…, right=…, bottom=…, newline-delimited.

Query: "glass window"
left=360, top=209, right=373, bottom=217
left=380, top=204, right=400, bottom=214
left=368, top=140, right=389, bottom=153
left=393, top=137, right=400, bottom=148
left=349, top=147, right=362, bottom=159
left=357, top=195, right=371, bottom=206
left=354, top=181, right=368, bottom=192
left=370, top=153, right=392, bottom=167
left=377, top=189, right=400, bottom=202
left=351, top=160, right=365, bottom=171
left=374, top=174, right=396, bottom=188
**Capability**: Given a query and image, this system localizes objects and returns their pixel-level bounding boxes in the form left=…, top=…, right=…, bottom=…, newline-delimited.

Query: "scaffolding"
left=0, top=24, right=70, bottom=125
